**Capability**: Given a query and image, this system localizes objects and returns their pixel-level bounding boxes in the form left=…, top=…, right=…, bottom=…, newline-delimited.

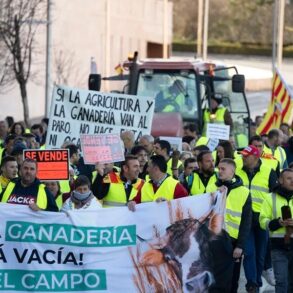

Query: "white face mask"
left=72, top=190, right=92, bottom=202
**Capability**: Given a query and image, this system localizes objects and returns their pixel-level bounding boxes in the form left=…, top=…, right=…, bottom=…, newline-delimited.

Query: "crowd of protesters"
left=0, top=114, right=293, bottom=293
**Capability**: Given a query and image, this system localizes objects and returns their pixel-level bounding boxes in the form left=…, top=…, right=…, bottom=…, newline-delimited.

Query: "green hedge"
left=173, top=41, right=293, bottom=57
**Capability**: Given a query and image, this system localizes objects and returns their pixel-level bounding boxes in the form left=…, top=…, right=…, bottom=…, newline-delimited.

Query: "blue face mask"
left=72, top=190, right=92, bottom=202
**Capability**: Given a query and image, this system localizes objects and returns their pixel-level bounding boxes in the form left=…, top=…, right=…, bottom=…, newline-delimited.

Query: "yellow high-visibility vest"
left=141, top=176, right=178, bottom=202
left=203, top=107, right=226, bottom=135
left=260, top=192, right=293, bottom=239
left=236, top=164, right=271, bottom=212
left=225, top=186, right=250, bottom=239
left=263, top=144, right=287, bottom=170
left=55, top=193, right=63, bottom=210
left=102, top=172, right=144, bottom=207
left=189, top=173, right=218, bottom=195
left=1, top=182, right=47, bottom=209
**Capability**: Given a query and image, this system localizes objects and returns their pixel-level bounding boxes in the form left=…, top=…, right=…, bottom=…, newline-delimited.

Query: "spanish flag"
left=257, top=68, right=293, bottom=135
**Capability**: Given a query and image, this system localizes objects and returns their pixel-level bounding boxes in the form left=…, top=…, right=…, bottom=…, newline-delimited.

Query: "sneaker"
left=262, top=268, right=276, bottom=286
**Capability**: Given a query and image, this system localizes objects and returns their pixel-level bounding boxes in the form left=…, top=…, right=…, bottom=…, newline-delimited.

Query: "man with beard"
left=260, top=169, right=293, bottom=293
left=0, top=158, right=58, bottom=211
left=186, top=150, right=217, bottom=195
left=92, top=155, right=144, bottom=207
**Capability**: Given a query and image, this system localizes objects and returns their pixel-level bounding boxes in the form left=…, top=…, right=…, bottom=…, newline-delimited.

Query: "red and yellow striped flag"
left=257, top=68, right=293, bottom=135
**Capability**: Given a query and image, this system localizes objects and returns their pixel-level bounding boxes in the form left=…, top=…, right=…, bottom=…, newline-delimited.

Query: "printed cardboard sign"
left=80, top=134, right=124, bottom=164
left=206, top=123, right=230, bottom=140
left=23, top=149, right=69, bottom=180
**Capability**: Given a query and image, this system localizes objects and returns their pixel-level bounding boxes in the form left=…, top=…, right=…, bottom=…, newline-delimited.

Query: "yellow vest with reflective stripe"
left=236, top=164, right=271, bottom=212
left=141, top=176, right=178, bottom=202
left=260, top=192, right=293, bottom=239
left=1, top=182, right=48, bottom=209
left=263, top=144, right=287, bottom=170
left=189, top=173, right=218, bottom=195
left=225, top=186, right=249, bottom=239
left=103, top=174, right=144, bottom=207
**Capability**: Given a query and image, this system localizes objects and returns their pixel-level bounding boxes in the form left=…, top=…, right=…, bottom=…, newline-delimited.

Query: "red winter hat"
left=240, top=145, right=261, bottom=157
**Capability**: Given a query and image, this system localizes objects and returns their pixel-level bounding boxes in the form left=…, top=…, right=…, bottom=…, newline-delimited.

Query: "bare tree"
left=0, top=0, right=46, bottom=127
left=0, top=42, right=14, bottom=91
left=54, top=49, right=87, bottom=88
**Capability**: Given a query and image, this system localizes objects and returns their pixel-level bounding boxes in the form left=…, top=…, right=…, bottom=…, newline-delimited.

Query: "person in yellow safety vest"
left=0, top=156, right=18, bottom=194
left=153, top=139, right=183, bottom=179
left=0, top=158, right=58, bottom=211
left=61, top=175, right=102, bottom=211
left=263, top=129, right=288, bottom=170
left=259, top=168, right=293, bottom=293
left=249, top=135, right=280, bottom=176
left=203, top=93, right=233, bottom=135
left=186, top=150, right=218, bottom=195
left=44, top=180, right=69, bottom=210
left=236, top=145, right=279, bottom=292
left=206, top=158, right=252, bottom=293
left=249, top=136, right=278, bottom=286
left=155, top=79, right=188, bottom=113
left=91, top=155, right=144, bottom=207
left=128, top=155, right=188, bottom=208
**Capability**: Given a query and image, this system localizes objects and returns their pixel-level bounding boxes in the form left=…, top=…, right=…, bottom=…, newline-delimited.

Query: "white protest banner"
left=206, top=123, right=230, bottom=140
left=159, top=136, right=182, bottom=152
left=0, top=191, right=229, bottom=292
left=46, top=85, right=155, bottom=149
left=80, top=134, right=124, bottom=164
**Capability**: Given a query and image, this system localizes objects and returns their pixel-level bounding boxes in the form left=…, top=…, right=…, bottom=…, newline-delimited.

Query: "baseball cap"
left=240, top=145, right=261, bottom=157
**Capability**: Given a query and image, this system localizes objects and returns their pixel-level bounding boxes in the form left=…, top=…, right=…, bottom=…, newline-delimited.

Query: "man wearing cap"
left=203, top=94, right=233, bottom=134
left=236, top=145, right=278, bottom=292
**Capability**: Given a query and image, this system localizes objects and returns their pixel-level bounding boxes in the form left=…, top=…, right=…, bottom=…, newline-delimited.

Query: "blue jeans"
left=243, top=224, right=268, bottom=288
left=271, top=248, right=293, bottom=293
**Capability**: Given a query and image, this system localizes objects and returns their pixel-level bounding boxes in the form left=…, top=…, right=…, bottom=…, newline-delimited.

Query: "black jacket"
left=0, top=178, right=58, bottom=212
